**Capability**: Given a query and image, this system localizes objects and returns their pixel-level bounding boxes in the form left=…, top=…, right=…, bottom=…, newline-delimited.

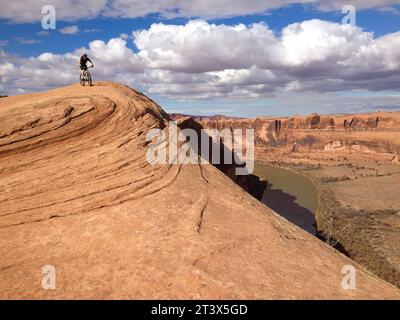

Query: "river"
left=254, top=163, right=318, bottom=235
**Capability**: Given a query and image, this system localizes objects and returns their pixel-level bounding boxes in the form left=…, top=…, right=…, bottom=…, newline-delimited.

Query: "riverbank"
left=256, top=155, right=400, bottom=289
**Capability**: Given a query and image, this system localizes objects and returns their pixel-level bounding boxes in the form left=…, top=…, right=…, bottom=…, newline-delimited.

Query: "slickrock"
left=0, top=82, right=399, bottom=299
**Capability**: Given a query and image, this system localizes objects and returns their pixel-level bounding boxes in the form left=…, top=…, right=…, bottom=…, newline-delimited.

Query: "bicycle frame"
left=80, top=66, right=93, bottom=86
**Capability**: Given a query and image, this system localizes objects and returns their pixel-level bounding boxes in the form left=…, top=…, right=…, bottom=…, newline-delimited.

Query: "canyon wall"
left=170, top=112, right=400, bottom=158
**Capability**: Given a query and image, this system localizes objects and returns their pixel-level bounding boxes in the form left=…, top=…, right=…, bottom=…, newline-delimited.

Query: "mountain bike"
left=80, top=66, right=93, bottom=87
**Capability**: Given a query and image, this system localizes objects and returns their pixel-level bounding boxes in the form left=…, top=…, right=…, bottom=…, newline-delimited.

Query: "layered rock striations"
left=0, top=83, right=399, bottom=299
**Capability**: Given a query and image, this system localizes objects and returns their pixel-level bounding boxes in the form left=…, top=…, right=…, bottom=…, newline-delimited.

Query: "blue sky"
left=1, top=1, right=400, bottom=117
left=2, top=4, right=400, bottom=57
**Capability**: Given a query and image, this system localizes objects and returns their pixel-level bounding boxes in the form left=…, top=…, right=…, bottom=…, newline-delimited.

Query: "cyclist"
left=79, top=53, right=94, bottom=74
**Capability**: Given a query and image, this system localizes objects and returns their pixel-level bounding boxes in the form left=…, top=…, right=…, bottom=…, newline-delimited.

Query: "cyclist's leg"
left=80, top=67, right=87, bottom=85
left=83, top=68, right=88, bottom=79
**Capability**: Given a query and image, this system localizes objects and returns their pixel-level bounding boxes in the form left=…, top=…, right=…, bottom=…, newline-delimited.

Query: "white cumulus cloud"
left=0, top=19, right=400, bottom=109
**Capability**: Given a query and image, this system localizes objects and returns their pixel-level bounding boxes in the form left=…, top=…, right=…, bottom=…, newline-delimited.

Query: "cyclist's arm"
left=87, top=58, right=94, bottom=67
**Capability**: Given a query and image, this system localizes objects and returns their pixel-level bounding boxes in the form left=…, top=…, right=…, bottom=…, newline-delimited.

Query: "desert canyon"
left=175, top=111, right=400, bottom=289
left=0, top=82, right=399, bottom=299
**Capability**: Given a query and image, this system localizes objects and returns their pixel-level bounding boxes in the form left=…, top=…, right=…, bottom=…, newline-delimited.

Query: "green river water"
left=254, top=163, right=318, bottom=235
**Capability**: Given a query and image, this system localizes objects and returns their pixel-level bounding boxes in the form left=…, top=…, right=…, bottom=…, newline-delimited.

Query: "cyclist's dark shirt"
left=80, top=56, right=92, bottom=70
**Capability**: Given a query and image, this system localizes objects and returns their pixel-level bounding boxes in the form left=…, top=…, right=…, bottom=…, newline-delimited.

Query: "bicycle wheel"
left=87, top=72, right=93, bottom=87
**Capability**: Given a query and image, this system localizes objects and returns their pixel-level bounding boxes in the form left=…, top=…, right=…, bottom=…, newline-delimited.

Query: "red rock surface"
left=0, top=82, right=399, bottom=299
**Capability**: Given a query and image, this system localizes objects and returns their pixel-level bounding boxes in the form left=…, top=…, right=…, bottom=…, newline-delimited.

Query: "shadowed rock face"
left=175, top=116, right=267, bottom=200
left=0, top=82, right=399, bottom=299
